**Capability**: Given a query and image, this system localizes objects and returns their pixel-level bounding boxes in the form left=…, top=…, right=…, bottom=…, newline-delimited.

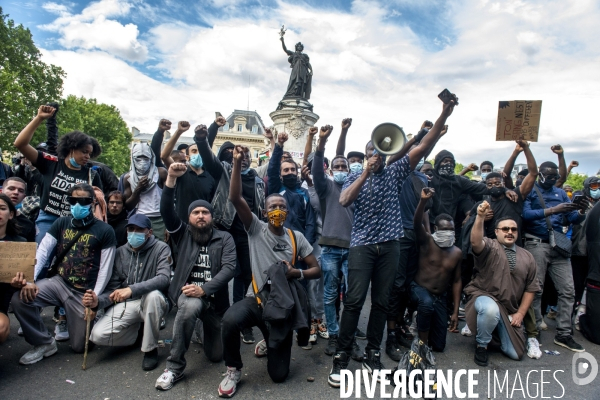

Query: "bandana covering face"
left=267, top=209, right=287, bottom=228
left=128, top=143, right=158, bottom=194
left=432, top=230, right=455, bottom=248
left=438, top=164, right=455, bottom=177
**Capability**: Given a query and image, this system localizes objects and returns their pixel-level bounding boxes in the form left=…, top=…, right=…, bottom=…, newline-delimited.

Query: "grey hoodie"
left=95, top=235, right=172, bottom=311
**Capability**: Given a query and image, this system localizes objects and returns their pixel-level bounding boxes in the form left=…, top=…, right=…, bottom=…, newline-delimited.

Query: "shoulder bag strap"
left=287, top=228, right=297, bottom=267
left=533, top=185, right=553, bottom=233
left=47, top=229, right=87, bottom=277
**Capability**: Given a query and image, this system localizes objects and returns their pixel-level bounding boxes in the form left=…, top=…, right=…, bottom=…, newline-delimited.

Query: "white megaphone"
left=370, top=123, right=408, bottom=155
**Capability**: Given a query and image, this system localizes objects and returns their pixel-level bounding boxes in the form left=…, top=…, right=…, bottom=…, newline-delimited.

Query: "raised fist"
left=421, top=187, right=435, bottom=199
left=37, top=105, right=56, bottom=120
left=466, top=163, right=478, bottom=172
left=215, top=116, right=227, bottom=127
left=233, top=145, right=249, bottom=161
left=168, top=162, right=187, bottom=178
left=319, top=125, right=333, bottom=139
left=477, top=201, right=490, bottom=217
left=194, top=124, right=208, bottom=139
left=177, top=121, right=190, bottom=132
left=569, top=160, right=579, bottom=169
left=263, top=128, right=274, bottom=140
left=158, top=119, right=172, bottom=131
left=308, top=127, right=318, bottom=136
left=341, top=118, right=352, bottom=130
left=278, top=132, right=289, bottom=145
left=551, top=144, right=563, bottom=155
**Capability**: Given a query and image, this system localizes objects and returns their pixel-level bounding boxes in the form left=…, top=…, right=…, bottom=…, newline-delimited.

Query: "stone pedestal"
left=269, top=97, right=319, bottom=162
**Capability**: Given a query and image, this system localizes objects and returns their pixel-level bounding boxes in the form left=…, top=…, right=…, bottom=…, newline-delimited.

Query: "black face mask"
left=220, top=151, right=233, bottom=164
left=539, top=176, right=557, bottom=189
left=282, top=174, right=298, bottom=189
left=490, top=187, right=505, bottom=198
left=438, top=164, right=455, bottom=177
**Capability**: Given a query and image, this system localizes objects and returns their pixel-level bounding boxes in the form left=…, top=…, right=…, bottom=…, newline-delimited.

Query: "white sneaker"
left=17, top=326, right=23, bottom=336
left=19, top=338, right=58, bottom=365
left=155, top=369, right=183, bottom=391
left=527, top=337, right=542, bottom=359
left=254, top=339, right=267, bottom=358
left=540, top=319, right=548, bottom=330
left=574, top=305, right=586, bottom=331
left=461, top=324, right=472, bottom=337
left=54, top=320, right=69, bottom=341
left=218, top=367, right=242, bottom=398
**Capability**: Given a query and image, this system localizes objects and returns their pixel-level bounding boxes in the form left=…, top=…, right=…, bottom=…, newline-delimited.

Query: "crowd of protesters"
left=1, top=96, right=599, bottom=398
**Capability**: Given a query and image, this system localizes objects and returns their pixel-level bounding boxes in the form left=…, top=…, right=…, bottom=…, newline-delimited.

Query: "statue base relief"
left=269, top=97, right=319, bottom=162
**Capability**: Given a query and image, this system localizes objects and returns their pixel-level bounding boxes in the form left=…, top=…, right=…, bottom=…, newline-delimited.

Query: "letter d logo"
left=572, top=352, right=598, bottom=386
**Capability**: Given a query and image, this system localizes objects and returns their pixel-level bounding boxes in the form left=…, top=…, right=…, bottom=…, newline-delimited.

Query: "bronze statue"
left=279, top=26, right=312, bottom=100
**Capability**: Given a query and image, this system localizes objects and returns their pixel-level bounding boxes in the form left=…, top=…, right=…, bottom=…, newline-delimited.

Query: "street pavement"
left=1, top=284, right=599, bottom=400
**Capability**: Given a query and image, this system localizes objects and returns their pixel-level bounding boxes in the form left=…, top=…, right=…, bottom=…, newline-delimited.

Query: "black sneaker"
left=351, top=338, right=363, bottom=362
left=385, top=335, right=402, bottom=362
left=143, top=348, right=159, bottom=371
left=554, top=335, right=584, bottom=352
left=396, top=333, right=413, bottom=349
left=325, top=334, right=338, bottom=356
left=355, top=328, right=367, bottom=340
left=241, top=327, right=255, bottom=344
left=328, top=351, right=349, bottom=388
left=474, top=346, right=488, bottom=367
left=362, top=349, right=386, bottom=382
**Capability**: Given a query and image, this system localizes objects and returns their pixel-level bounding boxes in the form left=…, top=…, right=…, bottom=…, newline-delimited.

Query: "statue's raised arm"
left=280, top=36, right=293, bottom=56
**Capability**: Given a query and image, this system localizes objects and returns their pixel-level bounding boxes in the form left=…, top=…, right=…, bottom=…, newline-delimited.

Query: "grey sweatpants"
left=11, top=276, right=89, bottom=353
left=90, top=290, right=168, bottom=352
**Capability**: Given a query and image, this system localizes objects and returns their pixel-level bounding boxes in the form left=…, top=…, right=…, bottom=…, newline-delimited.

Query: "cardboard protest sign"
left=496, top=100, right=542, bottom=142
left=0, top=242, right=36, bottom=283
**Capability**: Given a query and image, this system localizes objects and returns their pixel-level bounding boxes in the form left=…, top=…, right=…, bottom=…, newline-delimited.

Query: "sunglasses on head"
left=496, top=226, right=518, bottom=233
left=590, top=183, right=600, bottom=190
left=67, top=196, right=93, bottom=206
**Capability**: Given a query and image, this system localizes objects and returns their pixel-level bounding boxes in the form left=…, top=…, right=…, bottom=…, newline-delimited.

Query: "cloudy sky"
left=5, top=0, right=600, bottom=174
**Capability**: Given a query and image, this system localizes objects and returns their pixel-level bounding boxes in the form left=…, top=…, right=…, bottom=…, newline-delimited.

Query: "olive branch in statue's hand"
left=279, top=25, right=286, bottom=38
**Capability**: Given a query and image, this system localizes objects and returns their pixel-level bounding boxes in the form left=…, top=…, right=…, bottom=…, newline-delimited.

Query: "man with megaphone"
left=328, top=97, right=456, bottom=388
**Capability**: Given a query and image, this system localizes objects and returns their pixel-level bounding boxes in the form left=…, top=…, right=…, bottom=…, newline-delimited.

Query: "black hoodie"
left=430, top=150, right=492, bottom=221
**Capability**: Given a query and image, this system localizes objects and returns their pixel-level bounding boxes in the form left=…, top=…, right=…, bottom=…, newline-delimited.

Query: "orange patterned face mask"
left=267, top=209, right=287, bottom=228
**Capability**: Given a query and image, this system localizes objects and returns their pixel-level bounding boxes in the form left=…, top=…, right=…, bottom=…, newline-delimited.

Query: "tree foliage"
left=53, top=96, right=133, bottom=176
left=564, top=172, right=587, bottom=192
left=0, top=7, right=65, bottom=151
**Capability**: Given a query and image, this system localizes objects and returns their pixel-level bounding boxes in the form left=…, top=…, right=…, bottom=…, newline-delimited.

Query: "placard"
left=496, top=100, right=542, bottom=142
left=0, top=242, right=36, bottom=283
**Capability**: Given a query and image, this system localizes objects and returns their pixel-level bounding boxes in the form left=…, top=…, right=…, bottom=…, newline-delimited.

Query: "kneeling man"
left=464, top=201, right=539, bottom=366
left=87, top=214, right=172, bottom=371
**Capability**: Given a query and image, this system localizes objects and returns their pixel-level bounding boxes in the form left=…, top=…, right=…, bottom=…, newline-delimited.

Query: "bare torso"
left=414, top=236, right=462, bottom=294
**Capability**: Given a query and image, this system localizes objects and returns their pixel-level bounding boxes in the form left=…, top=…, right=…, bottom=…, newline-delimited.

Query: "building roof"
left=220, top=109, right=267, bottom=135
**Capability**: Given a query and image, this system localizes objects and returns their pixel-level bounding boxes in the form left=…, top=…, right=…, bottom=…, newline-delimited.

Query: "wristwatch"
left=298, top=269, right=304, bottom=281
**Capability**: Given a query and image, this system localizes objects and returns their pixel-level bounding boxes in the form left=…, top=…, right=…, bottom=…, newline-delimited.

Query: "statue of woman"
left=280, top=36, right=313, bottom=100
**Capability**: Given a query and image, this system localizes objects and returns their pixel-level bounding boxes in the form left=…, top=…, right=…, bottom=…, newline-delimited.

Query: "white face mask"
left=432, top=230, right=455, bottom=248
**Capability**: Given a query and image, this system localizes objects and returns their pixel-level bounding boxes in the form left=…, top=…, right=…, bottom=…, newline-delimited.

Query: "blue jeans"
left=410, top=282, right=448, bottom=352
left=35, top=209, right=59, bottom=244
left=321, top=245, right=349, bottom=336
left=475, top=296, right=519, bottom=360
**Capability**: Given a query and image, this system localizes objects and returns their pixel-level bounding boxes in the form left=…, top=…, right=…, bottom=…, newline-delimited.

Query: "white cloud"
left=40, top=0, right=147, bottom=62
left=39, top=0, right=600, bottom=174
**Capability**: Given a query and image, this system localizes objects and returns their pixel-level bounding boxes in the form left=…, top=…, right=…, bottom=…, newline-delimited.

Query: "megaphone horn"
left=370, top=123, right=407, bottom=156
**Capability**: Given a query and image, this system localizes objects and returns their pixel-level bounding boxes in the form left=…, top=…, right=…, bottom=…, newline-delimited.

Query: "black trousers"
left=336, top=240, right=400, bottom=353
left=221, top=297, right=292, bottom=383
left=387, top=229, right=419, bottom=322
left=232, top=235, right=252, bottom=303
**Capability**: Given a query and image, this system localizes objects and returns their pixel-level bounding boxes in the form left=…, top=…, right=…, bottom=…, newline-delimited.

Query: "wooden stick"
left=82, top=307, right=91, bottom=370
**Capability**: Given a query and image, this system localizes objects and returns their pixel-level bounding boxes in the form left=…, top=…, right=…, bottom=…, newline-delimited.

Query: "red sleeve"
left=36, top=151, right=58, bottom=173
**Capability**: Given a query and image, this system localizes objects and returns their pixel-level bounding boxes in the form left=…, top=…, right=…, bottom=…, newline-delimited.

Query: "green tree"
left=564, top=173, right=587, bottom=192
left=0, top=8, right=65, bottom=151
left=56, top=95, right=133, bottom=176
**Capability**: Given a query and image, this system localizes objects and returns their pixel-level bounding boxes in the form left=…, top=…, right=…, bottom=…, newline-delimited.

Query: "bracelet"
left=298, top=269, right=304, bottom=281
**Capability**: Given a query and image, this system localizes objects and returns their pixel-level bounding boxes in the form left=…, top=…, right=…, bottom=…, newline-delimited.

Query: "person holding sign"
left=0, top=193, right=28, bottom=344
left=11, top=183, right=116, bottom=364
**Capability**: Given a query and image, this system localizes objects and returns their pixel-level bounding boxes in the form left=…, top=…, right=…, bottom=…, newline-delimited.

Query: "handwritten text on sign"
left=0, top=242, right=36, bottom=283
left=496, top=100, right=542, bottom=142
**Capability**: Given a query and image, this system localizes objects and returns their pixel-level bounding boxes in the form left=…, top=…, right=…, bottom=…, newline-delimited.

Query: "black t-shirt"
left=0, top=235, right=26, bottom=314
left=48, top=217, right=116, bottom=291
left=188, top=246, right=212, bottom=287
left=174, top=167, right=216, bottom=222
left=471, top=187, right=525, bottom=242
left=16, top=213, right=35, bottom=242
left=36, top=151, right=103, bottom=217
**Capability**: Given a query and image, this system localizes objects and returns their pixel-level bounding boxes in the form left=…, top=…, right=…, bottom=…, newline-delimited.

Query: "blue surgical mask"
left=480, top=172, right=489, bottom=181
left=591, top=189, right=600, bottom=200
left=333, top=171, right=348, bottom=184
left=240, top=167, right=250, bottom=175
left=15, top=203, right=22, bottom=210
left=70, top=203, right=91, bottom=220
left=189, top=154, right=203, bottom=169
left=69, top=157, right=81, bottom=168
left=350, top=163, right=363, bottom=173
left=127, top=232, right=147, bottom=248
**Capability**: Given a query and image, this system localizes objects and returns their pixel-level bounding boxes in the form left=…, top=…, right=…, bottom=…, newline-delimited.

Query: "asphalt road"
left=1, top=284, right=599, bottom=400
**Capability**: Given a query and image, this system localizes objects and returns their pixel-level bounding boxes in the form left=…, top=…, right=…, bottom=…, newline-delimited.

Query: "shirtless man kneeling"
left=410, top=187, right=462, bottom=352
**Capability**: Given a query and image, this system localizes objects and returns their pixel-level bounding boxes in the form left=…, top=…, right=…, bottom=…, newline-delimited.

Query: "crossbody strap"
left=287, top=228, right=297, bottom=267
left=47, top=229, right=87, bottom=277
left=533, top=185, right=553, bottom=233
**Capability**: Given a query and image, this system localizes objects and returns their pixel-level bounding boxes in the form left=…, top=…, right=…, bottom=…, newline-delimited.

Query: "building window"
left=224, top=123, right=229, bottom=131
left=254, top=150, right=259, bottom=158
left=237, top=124, right=243, bottom=132
left=252, top=125, right=258, bottom=133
